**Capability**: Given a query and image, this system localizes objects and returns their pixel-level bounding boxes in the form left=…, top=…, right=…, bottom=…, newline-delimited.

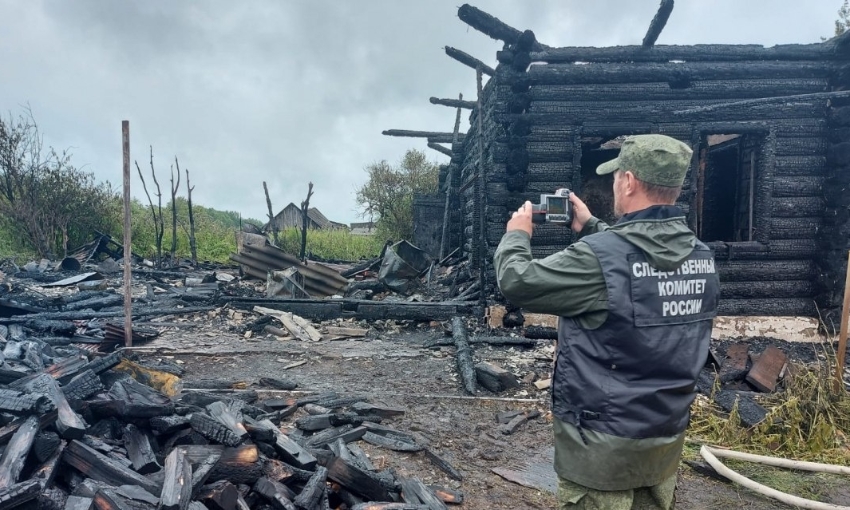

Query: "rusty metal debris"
left=230, top=236, right=348, bottom=298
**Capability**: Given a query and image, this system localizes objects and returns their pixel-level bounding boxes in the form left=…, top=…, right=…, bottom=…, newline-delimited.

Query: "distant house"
left=265, top=203, right=347, bottom=231
left=350, top=221, right=376, bottom=236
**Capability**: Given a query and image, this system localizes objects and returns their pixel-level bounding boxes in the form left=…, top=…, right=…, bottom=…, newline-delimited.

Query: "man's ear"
left=624, top=171, right=638, bottom=196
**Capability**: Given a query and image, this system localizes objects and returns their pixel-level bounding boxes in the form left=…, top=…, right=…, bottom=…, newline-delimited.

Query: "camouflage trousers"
left=557, top=474, right=677, bottom=510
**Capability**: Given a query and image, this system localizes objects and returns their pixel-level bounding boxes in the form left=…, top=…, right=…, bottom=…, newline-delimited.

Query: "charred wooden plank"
left=451, top=317, right=476, bottom=395
left=107, top=377, right=174, bottom=419
left=190, top=452, right=222, bottom=497
left=257, top=378, right=297, bottom=391
left=160, top=448, right=193, bottom=510
left=0, top=367, right=26, bottom=385
left=114, top=485, right=158, bottom=505
left=351, top=402, right=405, bottom=419
left=714, top=391, right=768, bottom=428
left=0, top=388, right=53, bottom=414
left=197, top=481, right=239, bottom=510
left=62, top=439, right=161, bottom=494
left=719, top=343, right=750, bottom=384
left=0, top=415, right=39, bottom=486
left=82, top=352, right=123, bottom=375
left=65, top=495, right=95, bottom=510
left=189, top=413, right=242, bottom=447
left=64, top=370, right=105, bottom=403
left=15, top=373, right=87, bottom=439
left=242, top=418, right=275, bottom=443
left=258, top=419, right=316, bottom=470
left=182, top=445, right=261, bottom=486
left=92, top=487, right=143, bottom=510
left=423, top=449, right=463, bottom=481
left=253, top=477, right=296, bottom=510
left=45, top=354, right=90, bottom=384
left=362, top=432, right=422, bottom=452
left=295, top=413, right=372, bottom=432
left=0, top=478, right=41, bottom=509
left=31, top=440, right=65, bottom=489
left=746, top=346, right=788, bottom=393
left=34, top=430, right=61, bottom=463
left=150, top=415, right=191, bottom=436
left=500, top=409, right=541, bottom=435
left=351, top=504, right=429, bottom=510
left=187, top=502, right=208, bottom=510
left=305, top=425, right=367, bottom=449
left=327, top=457, right=392, bottom=503
left=293, top=465, right=327, bottom=509
left=399, top=477, right=447, bottom=510
left=122, top=424, right=160, bottom=475
left=259, top=397, right=295, bottom=411
left=475, top=362, right=520, bottom=393
left=206, top=402, right=248, bottom=440
left=427, top=486, right=463, bottom=505
left=347, top=443, right=376, bottom=472
left=312, top=396, right=366, bottom=410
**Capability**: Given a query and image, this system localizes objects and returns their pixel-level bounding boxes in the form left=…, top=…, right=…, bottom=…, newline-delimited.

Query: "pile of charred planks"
left=0, top=350, right=464, bottom=510
left=696, top=342, right=790, bottom=428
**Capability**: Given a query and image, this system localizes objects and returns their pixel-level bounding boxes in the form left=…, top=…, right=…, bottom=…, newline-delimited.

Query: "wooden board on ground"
left=487, top=306, right=558, bottom=329
left=253, top=306, right=322, bottom=342
left=746, top=346, right=788, bottom=392
left=491, top=447, right=557, bottom=495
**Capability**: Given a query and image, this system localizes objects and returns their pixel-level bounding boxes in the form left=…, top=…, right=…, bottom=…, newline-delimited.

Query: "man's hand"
left=506, top=200, right=533, bottom=237
left=569, top=192, right=592, bottom=233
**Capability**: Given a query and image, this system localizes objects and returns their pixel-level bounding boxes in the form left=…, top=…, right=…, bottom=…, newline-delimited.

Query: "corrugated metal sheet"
left=230, top=243, right=349, bottom=298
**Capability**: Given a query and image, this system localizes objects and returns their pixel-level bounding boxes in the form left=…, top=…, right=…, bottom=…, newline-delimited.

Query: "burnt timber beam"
left=674, top=90, right=850, bottom=115
left=529, top=43, right=847, bottom=63
left=451, top=317, right=477, bottom=395
left=216, top=297, right=475, bottom=322
left=457, top=4, right=545, bottom=51
left=643, top=0, right=674, bottom=48
left=444, top=46, right=495, bottom=76
left=427, top=143, right=453, bottom=158
left=383, top=129, right=466, bottom=142
left=429, top=97, right=476, bottom=109
left=526, top=60, right=834, bottom=85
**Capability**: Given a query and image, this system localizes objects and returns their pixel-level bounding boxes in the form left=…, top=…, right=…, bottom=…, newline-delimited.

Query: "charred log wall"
left=411, top=194, right=445, bottom=258
left=815, top=63, right=850, bottom=332
left=463, top=38, right=850, bottom=318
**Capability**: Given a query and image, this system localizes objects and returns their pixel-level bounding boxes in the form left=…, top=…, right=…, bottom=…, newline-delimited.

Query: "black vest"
left=553, top=231, right=719, bottom=439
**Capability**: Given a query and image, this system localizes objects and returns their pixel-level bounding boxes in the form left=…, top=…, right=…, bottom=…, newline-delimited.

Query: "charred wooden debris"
left=0, top=344, right=472, bottom=509
left=387, top=2, right=850, bottom=331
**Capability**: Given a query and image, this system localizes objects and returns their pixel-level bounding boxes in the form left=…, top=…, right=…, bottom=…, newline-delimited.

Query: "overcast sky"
left=0, top=1, right=841, bottom=225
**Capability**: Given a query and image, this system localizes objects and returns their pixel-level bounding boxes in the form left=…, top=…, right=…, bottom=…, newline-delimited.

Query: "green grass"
left=275, top=227, right=384, bottom=261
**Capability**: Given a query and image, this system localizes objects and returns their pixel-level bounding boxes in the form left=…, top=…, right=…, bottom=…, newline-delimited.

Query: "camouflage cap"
left=596, top=134, right=693, bottom=187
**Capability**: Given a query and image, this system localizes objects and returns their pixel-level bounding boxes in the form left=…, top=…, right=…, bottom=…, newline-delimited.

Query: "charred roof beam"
left=429, top=97, right=476, bottom=109
left=643, top=0, right=675, bottom=48
left=444, top=47, right=494, bottom=76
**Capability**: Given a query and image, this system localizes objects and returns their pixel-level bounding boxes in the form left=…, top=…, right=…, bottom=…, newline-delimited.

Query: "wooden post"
left=299, top=182, right=314, bottom=261
left=476, top=68, right=487, bottom=315
left=122, top=121, right=132, bottom=347
left=439, top=93, right=464, bottom=259
left=835, top=250, right=850, bottom=392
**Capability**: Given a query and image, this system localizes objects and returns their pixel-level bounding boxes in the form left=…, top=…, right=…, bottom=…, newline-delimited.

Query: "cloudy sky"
left=0, top=1, right=841, bottom=225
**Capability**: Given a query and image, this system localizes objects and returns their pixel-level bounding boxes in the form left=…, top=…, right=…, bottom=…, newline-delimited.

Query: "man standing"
left=494, top=134, right=719, bottom=509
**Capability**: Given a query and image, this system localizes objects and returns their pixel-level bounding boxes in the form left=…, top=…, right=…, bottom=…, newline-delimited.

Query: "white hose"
left=700, top=446, right=850, bottom=510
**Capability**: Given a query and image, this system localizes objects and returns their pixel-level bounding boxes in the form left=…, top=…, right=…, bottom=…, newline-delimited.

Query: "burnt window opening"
left=695, top=134, right=760, bottom=243
left=579, top=136, right=620, bottom=225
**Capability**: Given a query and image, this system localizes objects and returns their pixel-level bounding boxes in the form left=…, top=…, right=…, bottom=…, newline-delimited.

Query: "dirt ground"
left=131, top=314, right=850, bottom=509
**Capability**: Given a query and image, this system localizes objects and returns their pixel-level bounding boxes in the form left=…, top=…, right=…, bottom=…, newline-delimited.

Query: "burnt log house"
left=389, top=4, right=850, bottom=331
